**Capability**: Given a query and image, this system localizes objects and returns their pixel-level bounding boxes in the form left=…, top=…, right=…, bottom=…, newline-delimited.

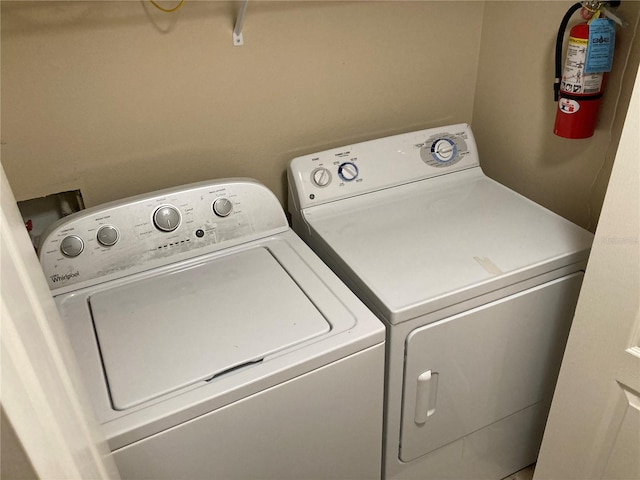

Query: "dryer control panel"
left=38, top=179, right=288, bottom=293
left=288, top=123, right=479, bottom=211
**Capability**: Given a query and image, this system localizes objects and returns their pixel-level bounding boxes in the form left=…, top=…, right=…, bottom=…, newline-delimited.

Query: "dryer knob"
left=311, top=167, right=332, bottom=187
left=338, top=162, right=359, bottom=182
left=431, top=138, right=457, bottom=162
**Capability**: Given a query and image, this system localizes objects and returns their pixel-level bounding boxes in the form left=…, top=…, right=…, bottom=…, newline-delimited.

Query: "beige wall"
left=2, top=1, right=639, bottom=231
left=1, top=1, right=483, bottom=207
left=473, top=1, right=640, bottom=230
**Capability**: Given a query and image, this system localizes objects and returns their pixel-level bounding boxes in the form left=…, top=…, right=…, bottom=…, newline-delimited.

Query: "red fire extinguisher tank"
left=554, top=23, right=606, bottom=139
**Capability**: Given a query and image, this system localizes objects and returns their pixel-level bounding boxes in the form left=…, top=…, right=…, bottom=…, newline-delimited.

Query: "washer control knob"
left=213, top=197, right=233, bottom=217
left=153, top=205, right=181, bottom=232
left=431, top=138, right=457, bottom=162
left=311, top=167, right=332, bottom=187
left=97, top=225, right=119, bottom=246
left=60, top=235, right=84, bottom=257
left=338, top=162, right=359, bottom=182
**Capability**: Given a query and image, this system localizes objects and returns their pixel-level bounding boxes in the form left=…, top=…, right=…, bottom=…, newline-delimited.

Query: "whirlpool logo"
left=50, top=271, right=80, bottom=283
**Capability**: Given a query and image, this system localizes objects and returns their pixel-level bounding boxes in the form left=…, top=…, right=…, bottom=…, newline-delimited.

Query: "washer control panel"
left=288, top=123, right=479, bottom=210
left=39, top=179, right=288, bottom=292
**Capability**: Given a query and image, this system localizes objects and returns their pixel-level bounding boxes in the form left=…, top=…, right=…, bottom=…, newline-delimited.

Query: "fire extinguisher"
left=554, top=1, right=621, bottom=139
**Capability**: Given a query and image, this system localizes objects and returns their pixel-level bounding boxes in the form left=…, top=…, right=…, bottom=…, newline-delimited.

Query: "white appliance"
left=39, top=178, right=386, bottom=480
left=287, top=124, right=594, bottom=480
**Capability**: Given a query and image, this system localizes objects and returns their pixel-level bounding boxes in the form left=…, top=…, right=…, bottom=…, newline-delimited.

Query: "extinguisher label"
left=585, top=19, right=615, bottom=73
left=558, top=98, right=580, bottom=115
left=562, top=36, right=604, bottom=94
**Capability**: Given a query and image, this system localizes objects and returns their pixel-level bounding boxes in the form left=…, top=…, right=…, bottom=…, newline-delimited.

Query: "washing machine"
left=38, top=178, right=386, bottom=480
left=287, top=124, right=594, bottom=480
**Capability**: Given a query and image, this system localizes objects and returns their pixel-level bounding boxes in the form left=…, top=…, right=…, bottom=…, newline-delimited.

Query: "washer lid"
left=89, top=247, right=330, bottom=410
left=303, top=168, right=593, bottom=324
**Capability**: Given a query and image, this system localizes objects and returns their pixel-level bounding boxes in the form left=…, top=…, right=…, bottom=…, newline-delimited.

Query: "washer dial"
left=97, top=225, right=119, bottom=246
left=213, top=197, right=233, bottom=217
left=60, top=235, right=84, bottom=257
left=311, top=167, right=332, bottom=187
left=338, top=162, right=359, bottom=182
left=153, top=205, right=181, bottom=232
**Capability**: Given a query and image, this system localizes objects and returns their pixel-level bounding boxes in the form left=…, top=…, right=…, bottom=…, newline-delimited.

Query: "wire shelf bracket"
left=233, top=0, right=249, bottom=46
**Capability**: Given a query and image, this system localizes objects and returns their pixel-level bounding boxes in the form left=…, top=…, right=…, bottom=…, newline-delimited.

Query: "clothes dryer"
left=39, top=178, right=385, bottom=480
left=287, top=124, right=593, bottom=479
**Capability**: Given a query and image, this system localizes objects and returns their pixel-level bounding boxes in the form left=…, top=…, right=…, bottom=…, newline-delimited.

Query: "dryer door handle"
left=414, top=370, right=439, bottom=424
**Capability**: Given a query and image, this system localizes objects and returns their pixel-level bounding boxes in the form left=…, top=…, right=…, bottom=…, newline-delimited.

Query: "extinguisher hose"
left=555, top=2, right=583, bottom=102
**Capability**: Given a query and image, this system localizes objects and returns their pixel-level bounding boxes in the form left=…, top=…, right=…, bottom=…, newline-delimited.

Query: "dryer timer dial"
left=432, top=138, right=457, bottom=162
left=338, top=162, right=359, bottom=182
left=420, top=135, right=465, bottom=168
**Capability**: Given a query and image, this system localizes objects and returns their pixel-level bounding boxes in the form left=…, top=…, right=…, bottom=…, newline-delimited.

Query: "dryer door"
left=399, top=273, right=583, bottom=462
